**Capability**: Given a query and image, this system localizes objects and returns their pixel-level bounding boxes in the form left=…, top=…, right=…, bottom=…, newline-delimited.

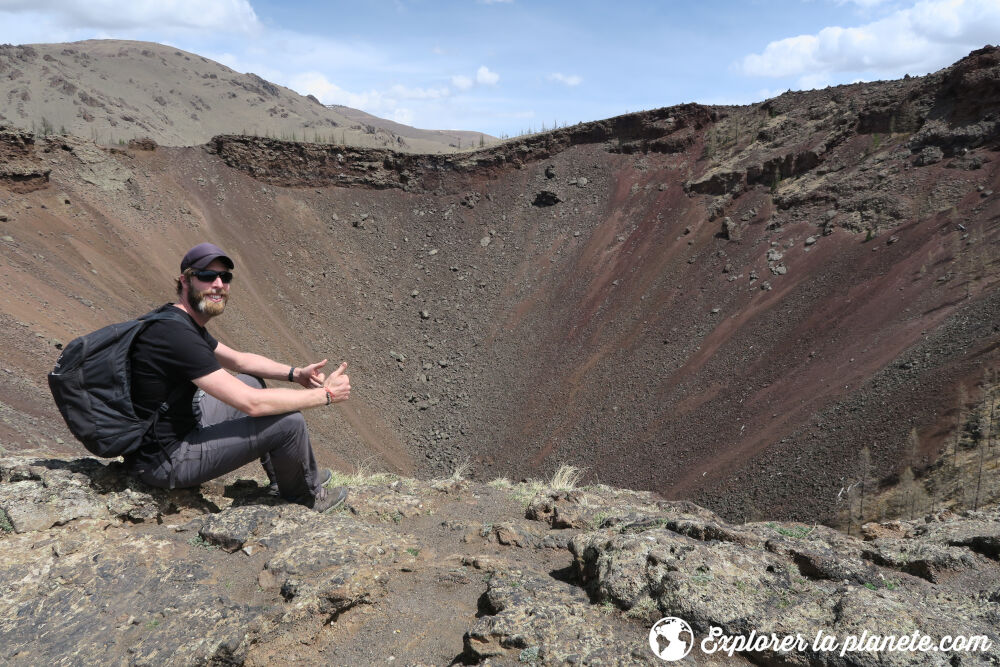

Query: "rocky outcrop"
left=3, top=456, right=998, bottom=665
left=206, top=103, right=714, bottom=192
left=558, top=489, right=1000, bottom=666
left=0, top=128, right=50, bottom=192
left=0, top=456, right=416, bottom=665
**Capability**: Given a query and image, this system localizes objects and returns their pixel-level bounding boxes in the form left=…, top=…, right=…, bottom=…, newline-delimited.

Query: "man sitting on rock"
left=124, top=242, right=349, bottom=512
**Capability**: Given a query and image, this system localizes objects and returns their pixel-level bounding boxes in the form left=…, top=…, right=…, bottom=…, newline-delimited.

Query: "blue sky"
left=0, top=0, right=996, bottom=137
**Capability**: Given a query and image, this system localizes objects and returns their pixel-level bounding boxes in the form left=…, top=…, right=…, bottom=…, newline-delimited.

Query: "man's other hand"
left=297, top=359, right=328, bottom=388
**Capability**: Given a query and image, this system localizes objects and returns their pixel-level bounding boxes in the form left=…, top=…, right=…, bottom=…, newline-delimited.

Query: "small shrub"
left=625, top=597, right=659, bottom=619
left=691, top=573, right=713, bottom=586
left=510, top=484, right=544, bottom=507
left=188, top=535, right=217, bottom=550
left=519, top=646, right=539, bottom=663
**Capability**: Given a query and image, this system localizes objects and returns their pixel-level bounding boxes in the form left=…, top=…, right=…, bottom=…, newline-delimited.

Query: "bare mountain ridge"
left=0, top=47, right=998, bottom=528
left=0, top=39, right=492, bottom=151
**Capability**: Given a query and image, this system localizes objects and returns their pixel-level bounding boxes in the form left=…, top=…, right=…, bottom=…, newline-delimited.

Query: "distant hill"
left=0, top=39, right=495, bottom=151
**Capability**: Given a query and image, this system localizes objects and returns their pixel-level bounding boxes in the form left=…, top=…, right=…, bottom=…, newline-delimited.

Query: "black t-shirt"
left=129, top=303, right=221, bottom=459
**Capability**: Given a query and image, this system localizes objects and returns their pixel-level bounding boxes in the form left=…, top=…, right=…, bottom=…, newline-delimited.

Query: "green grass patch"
left=691, top=573, right=713, bottom=586
left=519, top=646, right=540, bottom=663
left=0, top=509, right=13, bottom=533
left=767, top=522, right=816, bottom=539
left=625, top=597, right=659, bottom=619
left=187, top=535, right=218, bottom=550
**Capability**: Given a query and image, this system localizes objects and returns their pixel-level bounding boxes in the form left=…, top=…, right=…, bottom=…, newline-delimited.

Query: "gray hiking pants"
left=131, top=374, right=324, bottom=504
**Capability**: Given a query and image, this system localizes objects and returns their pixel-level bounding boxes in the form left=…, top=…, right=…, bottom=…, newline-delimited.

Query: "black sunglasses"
left=191, top=269, right=233, bottom=284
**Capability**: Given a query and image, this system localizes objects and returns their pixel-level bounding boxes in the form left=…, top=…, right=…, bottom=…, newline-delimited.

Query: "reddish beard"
left=186, top=281, right=228, bottom=317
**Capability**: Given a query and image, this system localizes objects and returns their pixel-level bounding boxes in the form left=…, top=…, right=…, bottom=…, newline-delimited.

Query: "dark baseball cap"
left=180, top=242, right=235, bottom=272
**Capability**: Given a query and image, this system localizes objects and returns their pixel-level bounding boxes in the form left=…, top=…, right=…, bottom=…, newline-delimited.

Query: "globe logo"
left=649, top=616, right=694, bottom=661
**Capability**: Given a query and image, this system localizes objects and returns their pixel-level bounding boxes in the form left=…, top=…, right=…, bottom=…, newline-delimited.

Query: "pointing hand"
left=297, top=359, right=328, bottom=388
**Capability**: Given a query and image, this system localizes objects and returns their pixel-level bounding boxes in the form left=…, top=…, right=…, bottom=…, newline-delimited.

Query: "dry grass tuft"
left=549, top=464, right=584, bottom=491
left=489, top=464, right=588, bottom=506
left=488, top=477, right=513, bottom=489
left=325, top=457, right=399, bottom=488
left=449, top=457, right=471, bottom=482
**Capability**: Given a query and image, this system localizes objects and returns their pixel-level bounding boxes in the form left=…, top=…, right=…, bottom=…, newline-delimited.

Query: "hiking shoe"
left=310, top=486, right=348, bottom=513
left=268, top=470, right=332, bottom=499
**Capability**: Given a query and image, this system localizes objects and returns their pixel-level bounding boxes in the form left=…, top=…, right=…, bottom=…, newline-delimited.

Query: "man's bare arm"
left=193, top=362, right=351, bottom=418
left=214, top=342, right=328, bottom=387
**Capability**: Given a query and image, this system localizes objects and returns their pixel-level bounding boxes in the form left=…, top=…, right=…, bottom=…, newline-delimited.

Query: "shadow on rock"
left=0, top=455, right=221, bottom=532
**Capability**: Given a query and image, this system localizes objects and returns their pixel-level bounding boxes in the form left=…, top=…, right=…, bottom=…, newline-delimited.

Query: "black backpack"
left=48, top=308, right=190, bottom=457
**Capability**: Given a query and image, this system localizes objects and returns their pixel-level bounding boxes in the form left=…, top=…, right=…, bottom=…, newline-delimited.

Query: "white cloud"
left=391, top=108, right=415, bottom=125
left=548, top=72, right=583, bottom=86
left=739, top=0, right=1000, bottom=82
left=289, top=71, right=385, bottom=110
left=389, top=84, right=451, bottom=99
left=837, top=0, right=893, bottom=7
left=797, top=72, right=834, bottom=90
left=451, top=66, right=499, bottom=90
left=287, top=73, right=455, bottom=129
left=0, top=0, right=260, bottom=33
left=476, top=65, right=499, bottom=85
left=205, top=51, right=285, bottom=82
left=451, top=74, right=474, bottom=90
